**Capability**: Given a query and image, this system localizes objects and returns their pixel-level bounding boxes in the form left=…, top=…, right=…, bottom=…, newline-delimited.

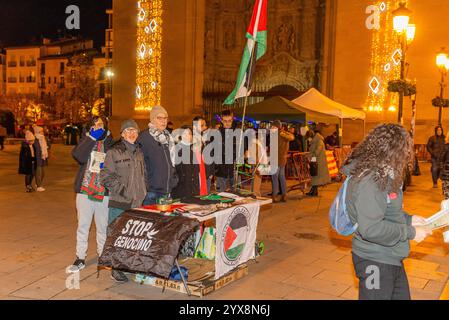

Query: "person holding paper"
left=342, top=123, right=431, bottom=300
left=439, top=133, right=449, bottom=199
left=68, top=116, right=114, bottom=274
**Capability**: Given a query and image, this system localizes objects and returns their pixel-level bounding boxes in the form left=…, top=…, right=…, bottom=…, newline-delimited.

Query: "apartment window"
left=59, top=76, right=65, bottom=88
left=48, top=77, right=51, bottom=84
left=8, top=55, right=17, bottom=67
left=19, top=56, right=25, bottom=67
left=41, top=63, right=46, bottom=75
left=27, top=56, right=36, bottom=67
left=59, top=62, right=65, bottom=74
left=54, top=77, right=57, bottom=84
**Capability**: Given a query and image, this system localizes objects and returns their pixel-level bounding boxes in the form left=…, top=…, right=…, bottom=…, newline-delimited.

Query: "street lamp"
left=436, top=48, right=449, bottom=125
left=105, top=69, right=114, bottom=118
left=393, top=2, right=414, bottom=124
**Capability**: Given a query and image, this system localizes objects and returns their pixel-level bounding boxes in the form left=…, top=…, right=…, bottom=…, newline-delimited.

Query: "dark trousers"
left=0, top=136, right=4, bottom=150
left=25, top=164, right=36, bottom=187
left=352, top=253, right=411, bottom=300
left=143, top=191, right=165, bottom=205
left=431, top=157, right=440, bottom=185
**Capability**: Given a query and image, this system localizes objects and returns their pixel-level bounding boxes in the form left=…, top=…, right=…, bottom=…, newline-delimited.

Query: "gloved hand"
left=89, top=128, right=105, bottom=140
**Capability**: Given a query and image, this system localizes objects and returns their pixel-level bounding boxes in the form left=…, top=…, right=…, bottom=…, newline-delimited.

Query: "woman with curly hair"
left=342, top=123, right=431, bottom=300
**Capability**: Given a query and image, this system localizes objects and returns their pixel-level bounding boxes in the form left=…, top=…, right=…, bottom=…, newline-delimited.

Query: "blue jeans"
left=271, top=166, right=287, bottom=196
left=108, top=207, right=125, bottom=225
left=431, top=157, right=440, bottom=185
left=216, top=176, right=234, bottom=192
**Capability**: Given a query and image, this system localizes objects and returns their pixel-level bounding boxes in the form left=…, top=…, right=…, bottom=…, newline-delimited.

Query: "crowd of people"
left=10, top=110, right=446, bottom=300
left=63, top=107, right=335, bottom=282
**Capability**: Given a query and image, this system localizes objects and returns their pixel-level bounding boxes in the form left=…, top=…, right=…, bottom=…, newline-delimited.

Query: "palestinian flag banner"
left=215, top=202, right=260, bottom=279
left=223, top=0, right=267, bottom=105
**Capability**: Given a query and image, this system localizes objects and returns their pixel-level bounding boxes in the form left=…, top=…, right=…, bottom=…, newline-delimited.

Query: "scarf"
left=194, top=148, right=208, bottom=196
left=148, top=123, right=175, bottom=166
left=33, top=127, right=48, bottom=160
left=80, top=140, right=106, bottom=202
left=35, top=134, right=48, bottom=160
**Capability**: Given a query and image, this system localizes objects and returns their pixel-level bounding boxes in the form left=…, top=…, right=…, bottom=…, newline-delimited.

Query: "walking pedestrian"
left=426, top=126, right=445, bottom=188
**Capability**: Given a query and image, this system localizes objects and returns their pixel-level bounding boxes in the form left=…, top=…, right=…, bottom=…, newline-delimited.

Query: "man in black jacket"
left=426, top=126, right=445, bottom=188
left=68, top=116, right=114, bottom=273
left=137, top=106, right=178, bottom=205
left=214, top=110, right=237, bottom=192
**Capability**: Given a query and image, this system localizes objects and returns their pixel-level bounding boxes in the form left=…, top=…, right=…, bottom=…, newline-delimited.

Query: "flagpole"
left=233, top=43, right=256, bottom=192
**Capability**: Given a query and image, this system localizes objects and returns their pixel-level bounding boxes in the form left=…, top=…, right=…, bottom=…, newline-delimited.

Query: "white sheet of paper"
left=88, top=151, right=106, bottom=173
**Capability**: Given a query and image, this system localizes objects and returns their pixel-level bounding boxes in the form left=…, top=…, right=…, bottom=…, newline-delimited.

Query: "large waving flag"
left=223, top=0, right=267, bottom=105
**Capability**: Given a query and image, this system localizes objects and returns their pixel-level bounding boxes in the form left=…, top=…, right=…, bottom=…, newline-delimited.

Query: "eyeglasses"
left=157, top=116, right=168, bottom=121
left=124, top=128, right=138, bottom=134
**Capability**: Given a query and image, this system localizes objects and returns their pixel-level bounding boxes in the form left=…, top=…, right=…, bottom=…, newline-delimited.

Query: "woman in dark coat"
left=172, top=126, right=213, bottom=200
left=19, top=131, right=37, bottom=192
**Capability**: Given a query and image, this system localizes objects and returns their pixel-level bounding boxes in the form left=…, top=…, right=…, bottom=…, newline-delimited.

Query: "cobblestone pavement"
left=1, top=144, right=448, bottom=300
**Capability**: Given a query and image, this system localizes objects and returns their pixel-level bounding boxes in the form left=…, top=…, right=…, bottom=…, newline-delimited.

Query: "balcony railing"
left=26, top=77, right=36, bottom=83
left=19, top=61, right=25, bottom=67
left=39, top=84, right=46, bottom=89
left=27, top=61, right=36, bottom=67
left=8, top=77, right=17, bottom=83
left=19, top=77, right=25, bottom=83
left=8, top=62, right=17, bottom=67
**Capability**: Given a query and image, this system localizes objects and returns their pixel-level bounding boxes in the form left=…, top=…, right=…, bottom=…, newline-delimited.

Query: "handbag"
left=309, top=157, right=318, bottom=177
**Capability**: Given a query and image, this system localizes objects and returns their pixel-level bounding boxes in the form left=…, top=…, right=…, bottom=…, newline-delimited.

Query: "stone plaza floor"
left=1, top=144, right=449, bottom=300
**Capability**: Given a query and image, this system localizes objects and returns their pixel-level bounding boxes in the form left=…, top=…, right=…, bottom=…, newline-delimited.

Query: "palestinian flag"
left=223, top=213, right=249, bottom=261
left=223, top=0, right=267, bottom=105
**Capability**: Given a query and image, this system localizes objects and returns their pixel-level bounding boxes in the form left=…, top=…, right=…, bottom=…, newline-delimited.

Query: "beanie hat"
left=120, top=119, right=140, bottom=133
left=25, top=130, right=35, bottom=142
left=150, top=105, right=168, bottom=124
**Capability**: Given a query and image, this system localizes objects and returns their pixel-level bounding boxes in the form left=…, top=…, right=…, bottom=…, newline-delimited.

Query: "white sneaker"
left=36, top=187, right=45, bottom=192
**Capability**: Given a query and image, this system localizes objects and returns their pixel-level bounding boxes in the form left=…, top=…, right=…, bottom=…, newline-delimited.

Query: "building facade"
left=0, top=51, right=6, bottom=95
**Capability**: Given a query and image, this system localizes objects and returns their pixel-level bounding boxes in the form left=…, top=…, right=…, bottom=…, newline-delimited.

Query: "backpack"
left=329, top=175, right=358, bottom=236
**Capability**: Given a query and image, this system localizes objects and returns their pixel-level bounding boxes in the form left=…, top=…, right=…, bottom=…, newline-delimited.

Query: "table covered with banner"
left=98, top=192, right=271, bottom=297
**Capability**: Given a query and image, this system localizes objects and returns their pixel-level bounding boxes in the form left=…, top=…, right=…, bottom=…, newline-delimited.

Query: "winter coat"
left=171, top=142, right=213, bottom=199
left=33, top=139, right=48, bottom=167
left=309, top=133, right=331, bottom=186
left=100, top=139, right=147, bottom=210
left=18, top=142, right=37, bottom=175
left=342, top=165, right=416, bottom=266
left=137, top=129, right=178, bottom=195
left=71, top=132, right=114, bottom=194
left=214, top=128, right=237, bottom=179
left=427, top=135, right=445, bottom=159
left=439, top=144, right=449, bottom=181
left=276, top=130, right=295, bottom=167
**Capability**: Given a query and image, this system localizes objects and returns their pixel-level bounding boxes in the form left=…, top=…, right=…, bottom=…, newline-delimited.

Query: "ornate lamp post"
left=392, top=2, right=415, bottom=124
left=435, top=48, right=449, bottom=125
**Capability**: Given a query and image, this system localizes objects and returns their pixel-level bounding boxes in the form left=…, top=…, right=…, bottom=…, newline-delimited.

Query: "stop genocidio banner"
left=99, top=210, right=199, bottom=278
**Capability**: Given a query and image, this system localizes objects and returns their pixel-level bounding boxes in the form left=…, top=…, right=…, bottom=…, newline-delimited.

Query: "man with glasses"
left=137, top=106, right=178, bottom=205
left=100, top=119, right=147, bottom=283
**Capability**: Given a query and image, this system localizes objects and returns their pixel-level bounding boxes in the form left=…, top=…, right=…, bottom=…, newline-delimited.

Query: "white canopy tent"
left=292, top=88, right=366, bottom=120
left=292, top=88, right=366, bottom=145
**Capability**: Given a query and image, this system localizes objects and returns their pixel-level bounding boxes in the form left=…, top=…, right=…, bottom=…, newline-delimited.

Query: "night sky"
left=0, top=0, right=112, bottom=49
